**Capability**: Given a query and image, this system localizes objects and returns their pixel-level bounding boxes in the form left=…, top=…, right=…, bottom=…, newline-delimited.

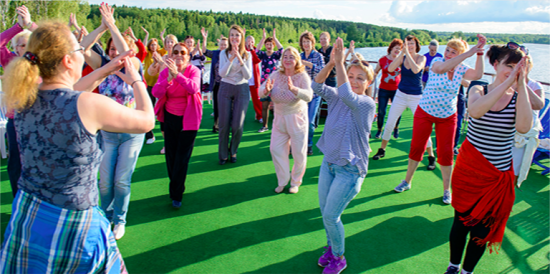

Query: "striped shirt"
left=466, top=86, right=517, bottom=171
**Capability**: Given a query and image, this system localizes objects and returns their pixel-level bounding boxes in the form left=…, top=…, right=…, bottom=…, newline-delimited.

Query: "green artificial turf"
left=1, top=101, right=549, bottom=273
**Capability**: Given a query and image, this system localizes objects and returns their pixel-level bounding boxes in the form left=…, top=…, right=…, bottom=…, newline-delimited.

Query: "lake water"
left=355, top=43, right=550, bottom=90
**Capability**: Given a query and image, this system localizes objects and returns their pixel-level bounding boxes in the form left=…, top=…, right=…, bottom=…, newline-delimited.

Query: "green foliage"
left=0, top=0, right=547, bottom=56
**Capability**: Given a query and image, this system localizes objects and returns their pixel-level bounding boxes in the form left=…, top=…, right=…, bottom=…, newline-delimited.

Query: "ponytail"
left=2, top=57, right=40, bottom=112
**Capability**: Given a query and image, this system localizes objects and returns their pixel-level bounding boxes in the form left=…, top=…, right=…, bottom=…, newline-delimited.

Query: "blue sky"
left=90, top=0, right=550, bottom=34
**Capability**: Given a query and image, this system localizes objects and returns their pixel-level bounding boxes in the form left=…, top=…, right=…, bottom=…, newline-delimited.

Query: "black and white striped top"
left=466, top=86, right=517, bottom=171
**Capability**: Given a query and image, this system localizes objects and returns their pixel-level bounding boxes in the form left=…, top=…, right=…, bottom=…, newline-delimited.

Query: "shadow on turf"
left=123, top=195, right=445, bottom=273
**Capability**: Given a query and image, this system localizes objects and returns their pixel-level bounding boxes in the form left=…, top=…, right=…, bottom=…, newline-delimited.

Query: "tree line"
left=1, top=0, right=548, bottom=51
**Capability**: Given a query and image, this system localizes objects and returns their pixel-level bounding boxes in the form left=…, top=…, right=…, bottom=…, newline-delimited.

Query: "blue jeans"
left=7, top=118, right=21, bottom=197
left=318, top=158, right=365, bottom=257
left=308, top=96, right=322, bottom=147
left=99, top=131, right=144, bottom=225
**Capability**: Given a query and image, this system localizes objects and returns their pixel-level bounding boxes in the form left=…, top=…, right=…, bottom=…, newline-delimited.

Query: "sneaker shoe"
left=307, top=146, right=313, bottom=156
left=393, top=128, right=399, bottom=139
left=394, top=180, right=411, bottom=193
left=113, top=224, right=125, bottom=240
left=172, top=200, right=182, bottom=208
left=443, top=190, right=452, bottom=205
left=160, top=147, right=166, bottom=154
left=318, top=246, right=334, bottom=267
left=454, top=147, right=459, bottom=155
left=146, top=137, right=155, bottom=145
left=323, top=255, right=347, bottom=274
left=258, top=118, right=263, bottom=123
left=258, top=127, right=269, bottom=133
left=427, top=156, right=436, bottom=170
left=374, top=131, right=382, bottom=139
left=444, top=265, right=460, bottom=274
left=372, top=148, right=385, bottom=160
left=289, top=186, right=299, bottom=194
left=274, top=186, right=285, bottom=193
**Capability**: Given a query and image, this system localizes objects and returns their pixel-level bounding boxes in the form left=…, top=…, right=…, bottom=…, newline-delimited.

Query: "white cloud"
left=386, top=0, right=550, bottom=24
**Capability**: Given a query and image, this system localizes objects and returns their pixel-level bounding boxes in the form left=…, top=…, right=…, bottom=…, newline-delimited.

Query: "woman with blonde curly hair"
left=260, top=47, right=313, bottom=194
left=312, top=38, right=376, bottom=274
left=217, top=24, right=252, bottom=164
left=395, top=35, right=487, bottom=205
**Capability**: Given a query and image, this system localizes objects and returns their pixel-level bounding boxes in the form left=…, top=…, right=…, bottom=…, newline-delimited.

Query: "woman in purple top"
left=256, top=28, right=284, bottom=133
left=0, top=5, right=38, bottom=197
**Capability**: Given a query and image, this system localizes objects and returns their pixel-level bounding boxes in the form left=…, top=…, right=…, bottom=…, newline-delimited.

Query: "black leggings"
left=449, top=210, right=491, bottom=272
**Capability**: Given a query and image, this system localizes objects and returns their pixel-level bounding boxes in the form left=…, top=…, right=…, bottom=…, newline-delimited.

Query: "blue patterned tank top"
left=15, top=89, right=103, bottom=210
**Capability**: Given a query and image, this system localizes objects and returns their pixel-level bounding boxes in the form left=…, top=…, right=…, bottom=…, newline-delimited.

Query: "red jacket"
left=247, top=47, right=261, bottom=88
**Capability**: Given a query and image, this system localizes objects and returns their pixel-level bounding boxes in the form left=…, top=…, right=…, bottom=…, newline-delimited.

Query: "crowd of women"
left=0, top=4, right=545, bottom=274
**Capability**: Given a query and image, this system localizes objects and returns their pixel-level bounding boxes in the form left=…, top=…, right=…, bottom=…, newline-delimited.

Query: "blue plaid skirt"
left=1, top=190, right=125, bottom=273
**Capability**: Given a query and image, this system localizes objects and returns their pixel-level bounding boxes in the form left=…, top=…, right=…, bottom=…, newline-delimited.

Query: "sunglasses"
left=506, top=42, right=529, bottom=55
left=172, top=49, right=188, bottom=56
left=351, top=59, right=370, bottom=67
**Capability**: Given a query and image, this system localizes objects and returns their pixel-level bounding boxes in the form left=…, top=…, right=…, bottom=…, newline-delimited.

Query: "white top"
left=219, top=49, right=252, bottom=85
left=528, top=79, right=544, bottom=130
left=419, top=57, right=469, bottom=118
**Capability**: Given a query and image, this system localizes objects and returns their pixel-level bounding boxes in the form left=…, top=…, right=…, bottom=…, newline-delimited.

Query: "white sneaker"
left=146, top=137, right=155, bottom=145
left=289, top=186, right=299, bottom=194
left=113, top=224, right=125, bottom=240
left=258, top=118, right=263, bottom=123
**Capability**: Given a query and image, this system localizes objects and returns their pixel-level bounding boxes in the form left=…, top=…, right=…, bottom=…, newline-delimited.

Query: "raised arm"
left=201, top=27, right=208, bottom=53
left=315, top=49, right=335, bottom=84
left=257, top=28, right=267, bottom=51
left=78, top=56, right=155, bottom=134
left=468, top=58, right=522, bottom=119
left=74, top=50, right=132, bottom=92
left=141, top=26, right=149, bottom=47
left=388, top=50, right=404, bottom=73
left=434, top=34, right=486, bottom=75
left=272, top=28, right=283, bottom=50
left=344, top=40, right=355, bottom=62
left=100, top=3, right=129, bottom=54
left=515, top=58, right=533, bottom=133
left=81, top=22, right=107, bottom=70
left=403, top=50, right=425, bottom=74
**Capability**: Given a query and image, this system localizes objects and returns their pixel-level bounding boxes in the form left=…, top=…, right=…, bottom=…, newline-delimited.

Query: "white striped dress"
left=466, top=86, right=517, bottom=171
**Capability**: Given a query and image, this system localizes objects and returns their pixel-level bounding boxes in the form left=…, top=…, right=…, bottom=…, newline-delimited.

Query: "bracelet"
left=131, top=80, right=144, bottom=88
left=477, top=52, right=484, bottom=56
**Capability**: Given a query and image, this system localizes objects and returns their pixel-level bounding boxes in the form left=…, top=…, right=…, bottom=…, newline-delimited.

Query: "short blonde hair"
left=278, top=46, right=305, bottom=74
left=320, top=32, right=330, bottom=39
left=347, top=60, right=374, bottom=83
left=11, top=29, right=32, bottom=52
left=447, top=38, right=468, bottom=54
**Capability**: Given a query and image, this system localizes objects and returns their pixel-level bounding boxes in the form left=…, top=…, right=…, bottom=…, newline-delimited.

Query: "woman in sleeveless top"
left=396, top=35, right=486, bottom=204
left=444, top=46, right=532, bottom=274
left=0, top=19, right=154, bottom=273
left=83, top=4, right=146, bottom=240
left=372, top=35, right=436, bottom=170
left=260, top=47, right=313, bottom=194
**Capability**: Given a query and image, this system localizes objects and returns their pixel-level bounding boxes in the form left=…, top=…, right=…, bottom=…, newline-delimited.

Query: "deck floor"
left=1, top=102, right=549, bottom=273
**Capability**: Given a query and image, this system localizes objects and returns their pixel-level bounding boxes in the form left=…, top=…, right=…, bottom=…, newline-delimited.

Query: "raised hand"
left=152, top=51, right=165, bottom=65
left=141, top=26, right=149, bottom=35
left=81, top=26, right=89, bottom=37
left=126, top=27, right=138, bottom=41
left=201, top=27, right=208, bottom=39
left=99, top=3, right=116, bottom=28
left=349, top=40, right=355, bottom=52
left=262, top=28, right=267, bottom=39
left=333, top=37, right=345, bottom=64
left=112, top=52, right=142, bottom=85
left=273, top=28, right=277, bottom=39
left=16, top=5, right=32, bottom=28
left=476, top=34, right=487, bottom=49
left=160, top=28, right=166, bottom=39
left=69, top=13, right=78, bottom=28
